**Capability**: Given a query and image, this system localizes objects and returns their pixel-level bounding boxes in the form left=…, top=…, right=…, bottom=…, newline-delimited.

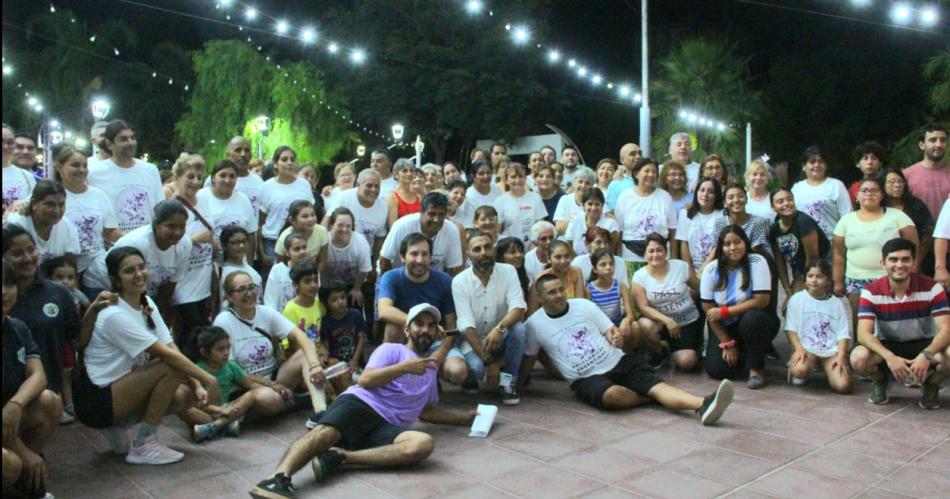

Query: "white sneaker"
left=126, top=436, right=185, bottom=465
left=102, top=425, right=130, bottom=454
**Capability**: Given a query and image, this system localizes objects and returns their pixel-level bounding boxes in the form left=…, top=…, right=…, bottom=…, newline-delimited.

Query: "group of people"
left=1, top=117, right=948, bottom=499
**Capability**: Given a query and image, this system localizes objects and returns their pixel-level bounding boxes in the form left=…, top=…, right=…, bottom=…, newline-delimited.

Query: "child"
left=219, top=225, right=262, bottom=309
left=318, top=281, right=368, bottom=392
left=586, top=249, right=634, bottom=327
left=282, top=261, right=331, bottom=427
left=188, top=326, right=274, bottom=442
left=41, top=255, right=88, bottom=424
left=785, top=259, right=852, bottom=394
left=528, top=240, right=587, bottom=316
left=474, top=205, right=500, bottom=243
left=263, top=232, right=309, bottom=313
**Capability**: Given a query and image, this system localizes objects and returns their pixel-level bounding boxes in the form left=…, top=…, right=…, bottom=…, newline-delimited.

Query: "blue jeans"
left=461, top=322, right=527, bottom=382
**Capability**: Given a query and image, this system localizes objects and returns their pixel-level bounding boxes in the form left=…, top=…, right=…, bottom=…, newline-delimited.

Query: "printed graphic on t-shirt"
left=116, top=186, right=151, bottom=231
left=213, top=215, right=242, bottom=240
left=801, top=200, right=829, bottom=234
left=556, top=325, right=610, bottom=373
left=191, top=241, right=213, bottom=267
left=776, top=231, right=799, bottom=262
left=236, top=337, right=274, bottom=376
left=68, top=211, right=103, bottom=254
left=3, top=185, right=24, bottom=211
left=800, top=313, right=836, bottom=353
left=326, top=325, right=357, bottom=360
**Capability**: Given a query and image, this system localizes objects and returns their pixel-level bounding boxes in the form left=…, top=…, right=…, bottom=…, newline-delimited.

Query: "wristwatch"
left=496, top=324, right=507, bottom=334
left=922, top=350, right=935, bottom=362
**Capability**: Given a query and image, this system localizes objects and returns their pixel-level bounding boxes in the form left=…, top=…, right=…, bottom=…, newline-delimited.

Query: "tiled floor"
left=47, top=353, right=948, bottom=499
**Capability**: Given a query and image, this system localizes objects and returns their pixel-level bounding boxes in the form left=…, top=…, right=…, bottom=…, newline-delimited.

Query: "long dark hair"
left=106, top=246, right=156, bottom=330
left=714, top=225, right=752, bottom=292
left=278, top=199, right=315, bottom=236
left=881, top=166, right=917, bottom=210
left=26, top=179, right=67, bottom=217
left=495, top=237, right=529, bottom=297
left=686, top=177, right=723, bottom=220
left=587, top=249, right=614, bottom=283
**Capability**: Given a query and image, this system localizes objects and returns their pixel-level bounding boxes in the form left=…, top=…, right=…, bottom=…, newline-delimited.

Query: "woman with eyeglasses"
left=218, top=225, right=263, bottom=310
left=832, top=176, right=918, bottom=334
left=882, top=166, right=935, bottom=274
left=213, top=270, right=328, bottom=424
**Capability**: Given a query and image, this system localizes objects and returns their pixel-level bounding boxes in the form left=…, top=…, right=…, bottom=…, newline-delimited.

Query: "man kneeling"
left=520, top=274, right=734, bottom=424
left=250, top=303, right=476, bottom=498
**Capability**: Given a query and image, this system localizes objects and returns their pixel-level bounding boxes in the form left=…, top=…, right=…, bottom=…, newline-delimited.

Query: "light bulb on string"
left=301, top=27, right=317, bottom=44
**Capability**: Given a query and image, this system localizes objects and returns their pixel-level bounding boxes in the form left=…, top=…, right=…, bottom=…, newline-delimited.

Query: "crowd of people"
left=1, top=118, right=948, bottom=498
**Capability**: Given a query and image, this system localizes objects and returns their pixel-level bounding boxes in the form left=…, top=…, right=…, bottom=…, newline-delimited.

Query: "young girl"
left=785, top=259, right=852, bottom=394
left=189, top=326, right=274, bottom=442
left=586, top=249, right=635, bottom=329
left=474, top=205, right=501, bottom=243
left=263, top=232, right=309, bottom=313
left=275, top=200, right=328, bottom=273
left=318, top=282, right=368, bottom=393
left=219, top=225, right=262, bottom=309
left=528, top=240, right=587, bottom=315
left=41, top=256, right=88, bottom=424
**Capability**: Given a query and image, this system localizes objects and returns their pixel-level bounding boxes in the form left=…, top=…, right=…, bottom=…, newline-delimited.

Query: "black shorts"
left=881, top=339, right=932, bottom=361
left=570, top=355, right=663, bottom=408
left=73, top=367, right=115, bottom=429
left=661, top=319, right=703, bottom=353
left=317, top=394, right=407, bottom=451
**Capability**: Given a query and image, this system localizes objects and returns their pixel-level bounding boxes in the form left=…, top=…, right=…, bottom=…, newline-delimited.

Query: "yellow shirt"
left=275, top=225, right=328, bottom=258
left=281, top=298, right=324, bottom=348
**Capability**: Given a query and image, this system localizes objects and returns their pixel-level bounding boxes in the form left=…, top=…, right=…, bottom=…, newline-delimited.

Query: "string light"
left=275, top=20, right=288, bottom=34
left=300, top=26, right=317, bottom=44
left=244, top=6, right=258, bottom=21
left=465, top=0, right=483, bottom=15
left=327, top=42, right=340, bottom=54
left=546, top=49, right=560, bottom=63
left=678, top=109, right=728, bottom=132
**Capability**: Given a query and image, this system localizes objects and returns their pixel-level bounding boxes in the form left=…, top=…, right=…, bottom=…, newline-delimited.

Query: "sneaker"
left=101, top=425, right=130, bottom=454
left=791, top=376, right=807, bottom=387
left=305, top=410, right=325, bottom=430
left=747, top=375, right=767, bottom=390
left=461, top=379, right=479, bottom=395
left=311, top=449, right=345, bottom=483
left=919, top=381, right=941, bottom=410
left=249, top=473, right=295, bottom=499
left=500, top=385, right=520, bottom=406
left=192, top=423, right=217, bottom=443
left=868, top=377, right=890, bottom=405
left=59, top=410, right=75, bottom=425
left=697, top=379, right=734, bottom=426
left=225, top=418, right=241, bottom=437
left=125, top=436, right=185, bottom=465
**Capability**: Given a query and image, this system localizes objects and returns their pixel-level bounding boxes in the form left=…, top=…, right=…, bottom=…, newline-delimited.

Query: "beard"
left=473, top=257, right=494, bottom=274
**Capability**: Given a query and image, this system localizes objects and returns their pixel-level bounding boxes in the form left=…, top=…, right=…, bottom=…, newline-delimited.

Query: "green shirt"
left=198, top=359, right=247, bottom=404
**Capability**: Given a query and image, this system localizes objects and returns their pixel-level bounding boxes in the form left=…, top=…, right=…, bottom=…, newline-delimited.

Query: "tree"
left=652, top=38, right=764, bottom=165
left=175, top=40, right=355, bottom=165
left=889, top=48, right=950, bottom=167
left=320, top=0, right=562, bottom=164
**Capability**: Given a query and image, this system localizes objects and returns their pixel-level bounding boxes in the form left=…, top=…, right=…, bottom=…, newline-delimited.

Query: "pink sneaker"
left=101, top=425, right=129, bottom=454
left=125, top=436, right=184, bottom=465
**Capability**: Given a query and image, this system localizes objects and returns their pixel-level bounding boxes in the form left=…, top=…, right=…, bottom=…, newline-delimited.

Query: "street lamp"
left=414, top=135, right=425, bottom=169
left=91, top=97, right=111, bottom=120
left=391, top=124, right=405, bottom=142
left=356, top=145, right=366, bottom=157
left=254, top=115, right=271, bottom=159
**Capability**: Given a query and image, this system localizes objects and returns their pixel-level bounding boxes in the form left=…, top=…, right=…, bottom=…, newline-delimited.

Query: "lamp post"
left=90, top=97, right=111, bottom=158
left=254, top=115, right=271, bottom=159
left=388, top=123, right=405, bottom=150
left=414, top=135, right=425, bottom=169
left=638, top=0, right=651, bottom=157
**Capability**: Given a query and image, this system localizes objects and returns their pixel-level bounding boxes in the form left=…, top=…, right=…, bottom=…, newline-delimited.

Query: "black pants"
left=174, top=299, right=212, bottom=358
left=704, top=309, right=780, bottom=379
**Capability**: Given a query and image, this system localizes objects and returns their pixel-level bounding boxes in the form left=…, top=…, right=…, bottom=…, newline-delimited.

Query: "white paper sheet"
left=468, top=404, right=498, bottom=438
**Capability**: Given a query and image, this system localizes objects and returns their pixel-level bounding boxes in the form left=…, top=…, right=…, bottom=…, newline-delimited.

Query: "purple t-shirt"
left=343, top=343, right=438, bottom=428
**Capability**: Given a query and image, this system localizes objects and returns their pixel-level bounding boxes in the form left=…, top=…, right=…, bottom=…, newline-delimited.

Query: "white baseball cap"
left=405, top=303, right=441, bottom=326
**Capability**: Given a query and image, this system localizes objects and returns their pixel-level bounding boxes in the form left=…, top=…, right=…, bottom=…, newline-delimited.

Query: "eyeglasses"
left=859, top=188, right=882, bottom=195
left=228, top=285, right=257, bottom=295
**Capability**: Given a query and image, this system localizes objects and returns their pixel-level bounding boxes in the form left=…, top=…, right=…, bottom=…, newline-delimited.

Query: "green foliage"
left=886, top=47, right=949, bottom=168
left=652, top=38, right=763, bottom=164
left=176, top=41, right=354, bottom=165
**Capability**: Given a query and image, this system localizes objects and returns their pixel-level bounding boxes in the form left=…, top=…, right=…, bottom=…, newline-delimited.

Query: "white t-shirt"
left=84, top=296, right=173, bottom=387
left=632, top=260, right=699, bottom=325
left=495, top=191, right=548, bottom=244
left=525, top=248, right=547, bottom=282
left=553, top=195, right=582, bottom=224
left=784, top=291, right=850, bottom=357
left=617, top=188, right=676, bottom=242
left=65, top=186, right=119, bottom=272
left=451, top=199, right=477, bottom=229
left=263, top=263, right=296, bottom=313
left=379, top=175, right=398, bottom=202
left=213, top=306, right=295, bottom=377
left=204, top=172, right=264, bottom=215
left=565, top=215, right=619, bottom=257
left=84, top=225, right=193, bottom=295
left=197, top=188, right=257, bottom=243
left=790, top=178, right=853, bottom=241
left=525, top=299, right=623, bottom=382
left=745, top=194, right=776, bottom=222
left=699, top=253, right=771, bottom=326
left=675, top=209, right=720, bottom=272
left=6, top=213, right=81, bottom=265
left=2, top=165, right=36, bottom=211
left=684, top=162, right=701, bottom=194
left=380, top=213, right=463, bottom=272
left=220, top=262, right=263, bottom=309
left=572, top=254, right=628, bottom=286
left=87, top=158, right=164, bottom=232
left=259, top=178, right=315, bottom=239
left=933, top=199, right=950, bottom=239
left=326, top=235, right=372, bottom=284
left=466, top=183, right=501, bottom=210
left=171, top=196, right=215, bottom=305
left=332, top=189, right=389, bottom=249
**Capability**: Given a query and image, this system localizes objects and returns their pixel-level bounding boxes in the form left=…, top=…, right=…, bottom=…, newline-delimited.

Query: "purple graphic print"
left=116, top=187, right=151, bottom=231
left=68, top=212, right=103, bottom=254
left=3, top=186, right=23, bottom=211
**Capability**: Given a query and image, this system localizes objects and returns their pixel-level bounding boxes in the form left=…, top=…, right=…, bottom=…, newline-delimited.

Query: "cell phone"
left=444, top=329, right=460, bottom=337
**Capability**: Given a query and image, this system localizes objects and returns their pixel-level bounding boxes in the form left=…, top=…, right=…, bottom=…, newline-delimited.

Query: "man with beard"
left=559, top=145, right=582, bottom=190
left=250, top=303, right=477, bottom=498
left=379, top=192, right=464, bottom=276
left=451, top=230, right=527, bottom=404
left=521, top=273, right=735, bottom=425
left=86, top=120, right=165, bottom=233
left=850, top=238, right=950, bottom=409
left=371, top=148, right=398, bottom=201
left=669, top=132, right=701, bottom=194
left=904, top=123, right=949, bottom=221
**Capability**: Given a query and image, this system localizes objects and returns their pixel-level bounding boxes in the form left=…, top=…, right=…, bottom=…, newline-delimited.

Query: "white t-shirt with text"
left=525, top=299, right=623, bottom=382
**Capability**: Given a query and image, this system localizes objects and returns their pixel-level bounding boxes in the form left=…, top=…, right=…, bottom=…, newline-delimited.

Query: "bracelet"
left=720, top=306, right=730, bottom=319
left=719, top=339, right=736, bottom=349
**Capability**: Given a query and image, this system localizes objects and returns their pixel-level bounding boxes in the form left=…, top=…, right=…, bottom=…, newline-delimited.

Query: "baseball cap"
left=405, top=303, right=441, bottom=326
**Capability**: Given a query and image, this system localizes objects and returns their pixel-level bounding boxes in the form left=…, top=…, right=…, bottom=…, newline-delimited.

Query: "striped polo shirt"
left=857, top=274, right=949, bottom=342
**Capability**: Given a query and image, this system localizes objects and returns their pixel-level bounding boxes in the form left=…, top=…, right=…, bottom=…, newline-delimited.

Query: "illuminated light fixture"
left=219, top=0, right=233, bottom=7
left=511, top=25, right=530, bottom=44
left=849, top=0, right=872, bottom=7
left=275, top=20, right=289, bottom=34
left=75, top=137, right=88, bottom=148
left=633, top=93, right=642, bottom=103
left=245, top=6, right=258, bottom=21
left=49, top=119, right=61, bottom=128
left=547, top=49, right=560, bottom=63
left=465, top=0, right=483, bottom=14
left=576, top=66, right=587, bottom=77
left=350, top=48, right=366, bottom=64
left=920, top=5, right=939, bottom=27
left=567, top=58, right=576, bottom=68
left=301, top=26, right=317, bottom=44
left=327, top=42, right=339, bottom=54
left=890, top=3, right=912, bottom=24
left=391, top=123, right=405, bottom=141
left=619, top=85, right=631, bottom=97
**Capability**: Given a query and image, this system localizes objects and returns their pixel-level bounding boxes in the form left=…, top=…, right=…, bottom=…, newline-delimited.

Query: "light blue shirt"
left=605, top=177, right=635, bottom=212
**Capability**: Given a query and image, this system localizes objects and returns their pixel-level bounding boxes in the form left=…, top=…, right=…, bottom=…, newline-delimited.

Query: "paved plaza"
left=48, top=335, right=949, bottom=499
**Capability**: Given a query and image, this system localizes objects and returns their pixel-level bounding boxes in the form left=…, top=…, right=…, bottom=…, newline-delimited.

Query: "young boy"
left=848, top=141, right=884, bottom=202
left=282, top=261, right=330, bottom=427
left=319, top=281, right=368, bottom=391
left=41, top=256, right=88, bottom=424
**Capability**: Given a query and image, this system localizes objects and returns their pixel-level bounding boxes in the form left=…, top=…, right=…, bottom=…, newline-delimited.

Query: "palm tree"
left=889, top=47, right=950, bottom=167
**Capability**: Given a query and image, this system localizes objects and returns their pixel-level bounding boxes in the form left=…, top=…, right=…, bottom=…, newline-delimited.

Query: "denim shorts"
left=845, top=277, right=875, bottom=296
